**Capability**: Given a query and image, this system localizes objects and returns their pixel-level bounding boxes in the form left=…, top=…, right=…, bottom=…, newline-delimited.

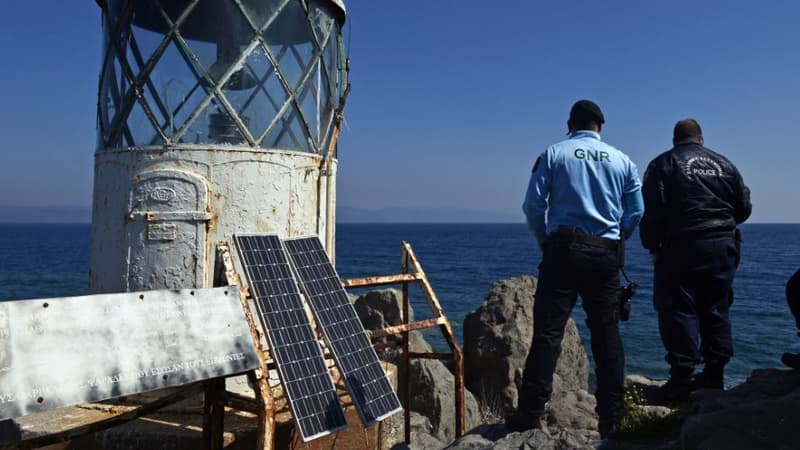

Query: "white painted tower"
left=90, top=0, right=347, bottom=293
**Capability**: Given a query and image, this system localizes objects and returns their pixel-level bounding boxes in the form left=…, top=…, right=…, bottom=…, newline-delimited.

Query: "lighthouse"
left=89, top=0, right=347, bottom=293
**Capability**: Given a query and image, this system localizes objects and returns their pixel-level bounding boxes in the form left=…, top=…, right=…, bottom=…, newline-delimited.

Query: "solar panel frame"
left=284, top=236, right=403, bottom=426
left=233, top=234, right=347, bottom=442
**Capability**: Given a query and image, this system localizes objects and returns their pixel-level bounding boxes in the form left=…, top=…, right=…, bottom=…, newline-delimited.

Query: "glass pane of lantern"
left=127, top=26, right=164, bottom=77
left=103, top=51, right=131, bottom=148
left=177, top=88, right=210, bottom=144
left=127, top=98, right=159, bottom=146
left=153, top=40, right=210, bottom=141
left=268, top=105, right=310, bottom=152
left=272, top=2, right=315, bottom=90
left=319, top=40, right=338, bottom=150
left=130, top=0, right=196, bottom=39
left=141, top=89, right=167, bottom=145
left=239, top=0, right=289, bottom=33
left=241, top=49, right=288, bottom=142
left=98, top=51, right=119, bottom=147
left=308, top=0, right=337, bottom=47
left=297, top=62, right=321, bottom=147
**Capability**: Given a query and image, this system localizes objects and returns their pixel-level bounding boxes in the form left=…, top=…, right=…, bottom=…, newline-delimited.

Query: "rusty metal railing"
left=343, top=241, right=465, bottom=443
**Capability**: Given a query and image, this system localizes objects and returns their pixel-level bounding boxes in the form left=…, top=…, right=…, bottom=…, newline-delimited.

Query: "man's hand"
left=650, top=252, right=658, bottom=264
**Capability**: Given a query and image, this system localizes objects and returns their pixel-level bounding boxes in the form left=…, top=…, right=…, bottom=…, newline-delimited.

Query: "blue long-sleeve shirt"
left=522, top=130, right=643, bottom=246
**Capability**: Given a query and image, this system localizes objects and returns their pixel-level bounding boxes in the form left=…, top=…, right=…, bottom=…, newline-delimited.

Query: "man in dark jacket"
left=782, top=268, right=800, bottom=369
left=640, top=119, right=751, bottom=402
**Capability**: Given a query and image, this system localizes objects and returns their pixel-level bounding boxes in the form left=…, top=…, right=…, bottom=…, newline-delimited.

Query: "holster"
left=617, top=232, right=634, bottom=321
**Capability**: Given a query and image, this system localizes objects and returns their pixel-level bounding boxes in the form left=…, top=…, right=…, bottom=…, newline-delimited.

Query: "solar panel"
left=233, top=234, right=347, bottom=441
left=284, top=236, right=403, bottom=426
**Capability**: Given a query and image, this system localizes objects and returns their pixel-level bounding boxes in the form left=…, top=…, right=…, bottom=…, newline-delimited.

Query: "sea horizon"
left=2, top=222, right=799, bottom=387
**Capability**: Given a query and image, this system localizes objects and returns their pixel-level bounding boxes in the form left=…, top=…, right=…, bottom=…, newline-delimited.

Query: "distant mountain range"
left=0, top=205, right=91, bottom=223
left=337, top=206, right=521, bottom=223
left=0, top=204, right=521, bottom=224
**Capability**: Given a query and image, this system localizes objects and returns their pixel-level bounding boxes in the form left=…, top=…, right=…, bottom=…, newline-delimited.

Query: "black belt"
left=549, top=226, right=620, bottom=250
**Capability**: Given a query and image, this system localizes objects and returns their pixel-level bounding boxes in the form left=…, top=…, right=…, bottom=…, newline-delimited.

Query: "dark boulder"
left=463, top=276, right=590, bottom=418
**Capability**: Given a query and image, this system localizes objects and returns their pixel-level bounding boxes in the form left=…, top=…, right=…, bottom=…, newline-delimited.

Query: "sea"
left=1, top=222, right=798, bottom=387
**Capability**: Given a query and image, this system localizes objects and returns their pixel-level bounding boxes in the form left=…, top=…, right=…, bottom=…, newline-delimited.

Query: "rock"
left=390, top=434, right=447, bottom=450
left=410, top=358, right=482, bottom=443
left=624, top=374, right=665, bottom=388
left=636, top=405, right=673, bottom=421
left=460, top=423, right=509, bottom=442
left=448, top=427, right=601, bottom=450
left=352, top=288, right=432, bottom=358
left=408, top=432, right=447, bottom=450
left=625, top=375, right=676, bottom=419
left=463, top=276, right=590, bottom=416
left=354, top=289, right=427, bottom=362
left=544, top=389, right=597, bottom=430
left=443, top=433, right=493, bottom=450
left=681, top=368, right=800, bottom=450
left=353, top=289, right=412, bottom=332
left=389, top=413, right=448, bottom=450
left=409, top=412, right=434, bottom=438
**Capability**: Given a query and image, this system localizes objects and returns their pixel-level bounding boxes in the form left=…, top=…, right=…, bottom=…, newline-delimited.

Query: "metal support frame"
left=203, top=378, right=227, bottom=450
left=343, top=241, right=466, bottom=443
left=1, top=241, right=461, bottom=449
left=214, top=242, right=276, bottom=450
left=210, top=239, right=465, bottom=448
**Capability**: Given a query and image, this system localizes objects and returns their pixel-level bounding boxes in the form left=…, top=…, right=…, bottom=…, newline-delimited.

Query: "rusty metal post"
left=451, top=343, right=465, bottom=438
left=248, top=371, right=275, bottom=450
left=203, top=378, right=226, bottom=450
left=369, top=317, right=445, bottom=339
left=342, top=273, right=420, bottom=288
left=401, top=247, right=411, bottom=445
left=402, top=242, right=465, bottom=438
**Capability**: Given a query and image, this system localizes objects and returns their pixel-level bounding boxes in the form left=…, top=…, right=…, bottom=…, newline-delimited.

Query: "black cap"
left=569, top=99, right=605, bottom=125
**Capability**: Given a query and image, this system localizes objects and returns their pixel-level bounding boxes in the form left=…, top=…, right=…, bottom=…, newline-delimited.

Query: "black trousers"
left=788, top=268, right=800, bottom=332
left=517, top=240, right=624, bottom=423
left=654, top=235, right=737, bottom=370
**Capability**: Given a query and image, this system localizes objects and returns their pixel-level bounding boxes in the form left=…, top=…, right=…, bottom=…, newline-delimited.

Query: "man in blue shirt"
left=508, top=100, right=644, bottom=439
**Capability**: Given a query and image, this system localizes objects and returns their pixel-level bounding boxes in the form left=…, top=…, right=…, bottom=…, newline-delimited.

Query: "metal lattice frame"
left=98, top=0, right=345, bottom=153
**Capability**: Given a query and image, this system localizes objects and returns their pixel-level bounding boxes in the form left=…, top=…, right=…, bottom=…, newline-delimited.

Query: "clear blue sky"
left=1, top=1, right=798, bottom=222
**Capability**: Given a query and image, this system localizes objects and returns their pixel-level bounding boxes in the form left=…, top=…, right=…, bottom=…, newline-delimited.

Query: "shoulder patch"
left=532, top=156, right=541, bottom=173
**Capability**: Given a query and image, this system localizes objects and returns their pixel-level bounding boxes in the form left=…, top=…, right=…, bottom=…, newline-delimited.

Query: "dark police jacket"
left=639, top=140, right=752, bottom=253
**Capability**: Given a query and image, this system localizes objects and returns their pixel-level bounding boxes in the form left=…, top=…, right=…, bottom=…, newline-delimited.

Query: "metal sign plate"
left=0, top=287, right=259, bottom=420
